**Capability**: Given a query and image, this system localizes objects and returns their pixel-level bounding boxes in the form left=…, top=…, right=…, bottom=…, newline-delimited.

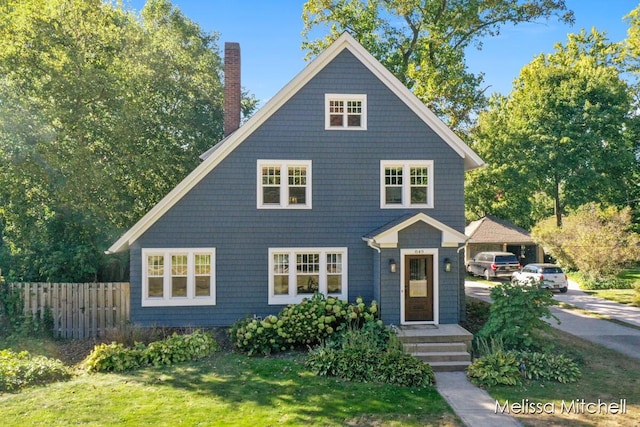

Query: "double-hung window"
left=257, top=160, right=312, bottom=208
left=268, top=248, right=348, bottom=304
left=380, top=161, right=434, bottom=208
left=325, top=94, right=367, bottom=130
left=142, top=248, right=216, bottom=306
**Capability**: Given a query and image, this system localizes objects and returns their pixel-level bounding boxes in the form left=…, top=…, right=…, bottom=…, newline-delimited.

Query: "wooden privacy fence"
left=9, top=282, right=130, bottom=339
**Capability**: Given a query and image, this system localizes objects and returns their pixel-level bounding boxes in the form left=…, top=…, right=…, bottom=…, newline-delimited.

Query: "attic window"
left=325, top=94, right=367, bottom=130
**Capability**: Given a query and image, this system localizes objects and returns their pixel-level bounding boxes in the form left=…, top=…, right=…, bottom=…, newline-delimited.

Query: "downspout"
left=457, top=243, right=468, bottom=322
left=363, top=238, right=382, bottom=319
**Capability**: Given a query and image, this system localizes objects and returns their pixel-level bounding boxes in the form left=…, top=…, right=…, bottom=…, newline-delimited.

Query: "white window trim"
left=325, top=94, right=367, bottom=130
left=380, top=160, right=434, bottom=209
left=257, top=160, right=312, bottom=209
left=141, top=248, right=216, bottom=307
left=268, top=247, right=348, bottom=305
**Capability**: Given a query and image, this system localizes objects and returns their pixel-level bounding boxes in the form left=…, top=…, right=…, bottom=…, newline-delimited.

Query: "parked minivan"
left=467, top=251, right=520, bottom=280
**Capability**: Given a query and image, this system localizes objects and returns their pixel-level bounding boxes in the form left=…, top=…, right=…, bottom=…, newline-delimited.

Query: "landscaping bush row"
left=0, top=349, right=72, bottom=392
left=466, top=348, right=581, bottom=387
left=306, top=321, right=435, bottom=387
left=83, top=329, right=219, bottom=373
left=229, top=293, right=379, bottom=355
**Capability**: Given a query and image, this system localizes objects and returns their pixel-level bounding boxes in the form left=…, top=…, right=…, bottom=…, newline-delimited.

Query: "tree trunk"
left=554, top=176, right=562, bottom=227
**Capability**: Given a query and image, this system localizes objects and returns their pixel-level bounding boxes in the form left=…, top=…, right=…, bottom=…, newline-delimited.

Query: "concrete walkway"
left=435, top=371, right=523, bottom=427
left=433, top=279, right=640, bottom=427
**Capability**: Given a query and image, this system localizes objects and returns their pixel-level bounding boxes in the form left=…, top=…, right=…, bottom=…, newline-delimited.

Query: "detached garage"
left=464, top=215, right=543, bottom=266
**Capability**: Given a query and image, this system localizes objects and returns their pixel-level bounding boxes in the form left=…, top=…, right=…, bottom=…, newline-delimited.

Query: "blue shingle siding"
left=130, top=49, right=467, bottom=327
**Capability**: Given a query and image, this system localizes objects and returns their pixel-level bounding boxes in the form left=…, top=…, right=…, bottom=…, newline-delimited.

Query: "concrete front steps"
left=397, top=324, right=473, bottom=372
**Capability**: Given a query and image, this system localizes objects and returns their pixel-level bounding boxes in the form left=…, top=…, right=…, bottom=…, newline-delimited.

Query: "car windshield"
left=495, top=255, right=517, bottom=263
left=542, top=267, right=563, bottom=274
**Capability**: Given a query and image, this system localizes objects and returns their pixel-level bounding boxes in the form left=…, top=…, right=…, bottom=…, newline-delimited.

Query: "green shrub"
left=145, top=330, right=218, bottom=367
left=83, top=330, right=219, bottom=373
left=519, top=352, right=581, bottom=383
left=229, top=293, right=379, bottom=355
left=466, top=339, right=581, bottom=387
left=305, top=321, right=434, bottom=387
left=573, top=272, right=633, bottom=290
left=0, top=349, right=72, bottom=392
left=476, top=281, right=557, bottom=350
left=466, top=349, right=522, bottom=387
left=0, top=285, right=54, bottom=339
left=376, top=350, right=435, bottom=387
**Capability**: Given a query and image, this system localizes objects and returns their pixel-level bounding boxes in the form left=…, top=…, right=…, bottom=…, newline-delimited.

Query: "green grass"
left=567, top=265, right=640, bottom=306
left=0, top=348, right=461, bottom=426
left=483, top=328, right=640, bottom=427
left=583, top=289, right=638, bottom=305
left=618, top=266, right=640, bottom=285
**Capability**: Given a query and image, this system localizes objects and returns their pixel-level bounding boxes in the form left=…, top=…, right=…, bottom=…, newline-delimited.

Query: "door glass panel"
left=409, top=258, right=428, bottom=297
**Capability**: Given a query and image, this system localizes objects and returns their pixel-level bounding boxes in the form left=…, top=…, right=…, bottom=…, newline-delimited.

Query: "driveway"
left=465, top=279, right=640, bottom=361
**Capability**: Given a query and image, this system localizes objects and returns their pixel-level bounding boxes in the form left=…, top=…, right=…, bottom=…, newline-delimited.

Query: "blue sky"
left=127, top=1, right=636, bottom=105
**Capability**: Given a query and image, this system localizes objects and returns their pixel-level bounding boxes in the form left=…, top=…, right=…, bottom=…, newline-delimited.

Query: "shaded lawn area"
left=485, top=328, right=640, bottom=427
left=583, top=289, right=637, bottom=306
left=0, top=351, right=461, bottom=427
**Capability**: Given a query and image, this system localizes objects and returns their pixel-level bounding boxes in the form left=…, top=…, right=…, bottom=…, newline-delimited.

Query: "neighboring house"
left=107, top=33, right=484, bottom=328
left=464, top=215, right=543, bottom=266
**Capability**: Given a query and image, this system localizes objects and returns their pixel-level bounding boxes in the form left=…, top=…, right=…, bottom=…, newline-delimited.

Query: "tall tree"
left=466, top=29, right=639, bottom=228
left=0, top=0, right=230, bottom=281
left=622, top=6, right=640, bottom=230
left=302, top=0, right=573, bottom=131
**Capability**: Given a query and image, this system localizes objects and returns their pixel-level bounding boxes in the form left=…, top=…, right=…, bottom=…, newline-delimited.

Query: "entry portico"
left=363, top=213, right=468, bottom=326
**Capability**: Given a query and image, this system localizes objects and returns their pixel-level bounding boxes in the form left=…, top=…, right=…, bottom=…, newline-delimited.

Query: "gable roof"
left=363, top=213, right=468, bottom=248
left=107, top=32, right=484, bottom=254
left=465, top=215, right=534, bottom=244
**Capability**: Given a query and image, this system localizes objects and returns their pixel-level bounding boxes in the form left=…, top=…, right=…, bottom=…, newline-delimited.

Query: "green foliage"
left=229, top=294, right=379, bottom=356
left=573, top=272, right=633, bottom=290
left=0, top=284, right=24, bottom=337
left=83, top=330, right=219, bottom=373
left=0, top=284, right=52, bottom=338
left=306, top=321, right=434, bottom=387
left=466, top=29, right=639, bottom=229
left=459, top=298, right=491, bottom=335
left=302, top=0, right=572, bottom=131
left=0, top=0, right=259, bottom=282
left=466, top=349, right=522, bottom=387
left=467, top=338, right=581, bottom=387
left=532, top=203, right=640, bottom=282
left=476, top=281, right=558, bottom=350
left=0, top=349, right=72, bottom=392
left=519, top=351, right=581, bottom=384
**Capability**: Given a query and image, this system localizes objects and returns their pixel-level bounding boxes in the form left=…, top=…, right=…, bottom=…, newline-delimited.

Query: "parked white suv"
left=511, top=263, right=568, bottom=293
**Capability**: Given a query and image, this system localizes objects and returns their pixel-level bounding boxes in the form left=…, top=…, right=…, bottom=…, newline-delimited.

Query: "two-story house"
left=107, top=32, right=484, bottom=330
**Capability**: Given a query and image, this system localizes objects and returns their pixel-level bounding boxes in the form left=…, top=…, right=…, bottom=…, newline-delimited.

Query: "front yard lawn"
left=484, top=327, right=640, bottom=426
left=0, top=345, right=460, bottom=426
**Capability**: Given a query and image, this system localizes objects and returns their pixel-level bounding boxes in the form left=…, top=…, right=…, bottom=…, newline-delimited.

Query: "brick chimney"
left=224, top=42, right=241, bottom=137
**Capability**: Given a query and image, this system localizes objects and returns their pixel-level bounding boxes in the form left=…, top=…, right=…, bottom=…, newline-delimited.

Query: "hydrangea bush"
left=229, top=293, right=379, bottom=355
